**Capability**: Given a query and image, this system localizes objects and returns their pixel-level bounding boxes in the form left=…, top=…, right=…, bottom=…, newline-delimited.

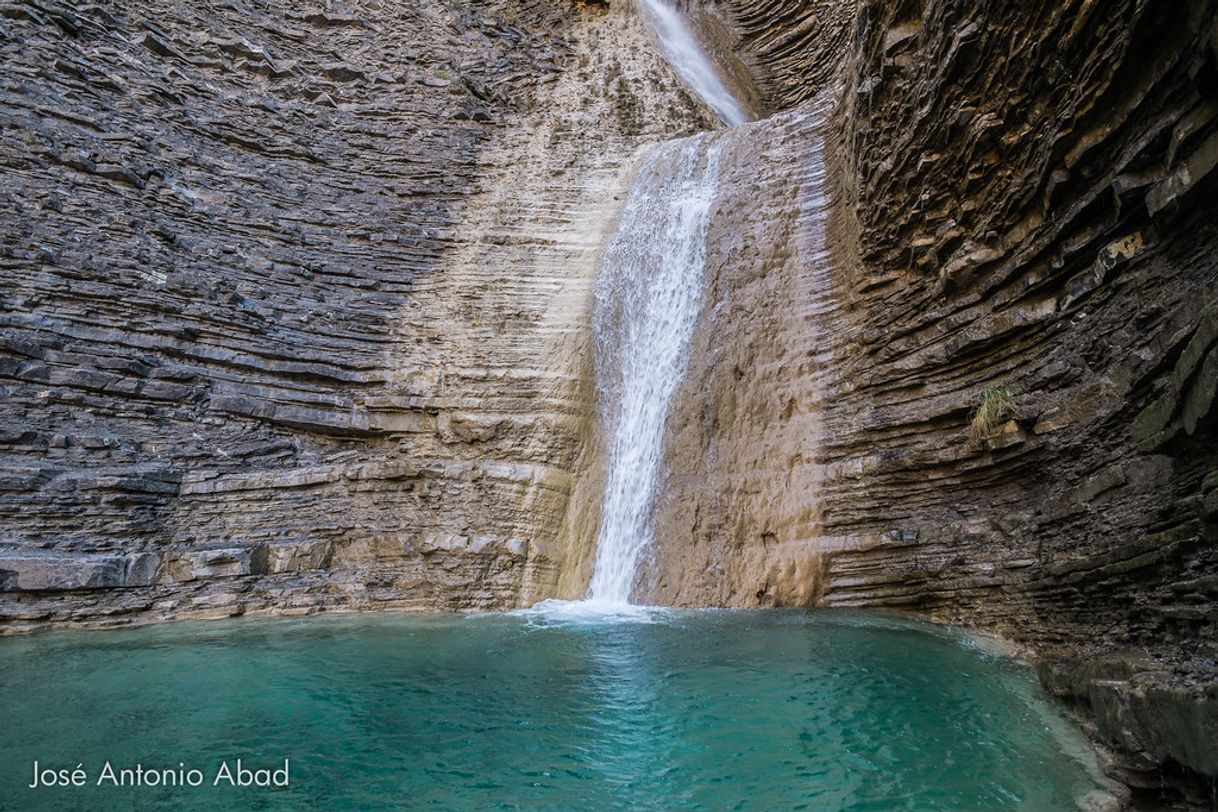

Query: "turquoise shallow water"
left=0, top=607, right=1104, bottom=810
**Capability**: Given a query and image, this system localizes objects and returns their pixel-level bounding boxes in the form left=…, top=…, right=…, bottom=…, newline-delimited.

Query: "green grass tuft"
left=970, top=385, right=1017, bottom=443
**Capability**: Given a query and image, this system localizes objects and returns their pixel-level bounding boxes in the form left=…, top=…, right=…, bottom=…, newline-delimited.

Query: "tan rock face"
left=643, top=98, right=837, bottom=608
left=0, top=0, right=714, bottom=629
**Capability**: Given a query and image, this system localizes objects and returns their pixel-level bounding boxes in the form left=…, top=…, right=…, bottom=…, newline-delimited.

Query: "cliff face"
left=831, top=1, right=1218, bottom=794
left=0, top=0, right=712, bottom=628
left=647, top=0, right=1218, bottom=798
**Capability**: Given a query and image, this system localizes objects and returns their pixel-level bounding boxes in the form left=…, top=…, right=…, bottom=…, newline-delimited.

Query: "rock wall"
left=648, top=0, right=1218, bottom=800
left=708, top=0, right=854, bottom=111
left=830, top=1, right=1218, bottom=797
left=0, top=0, right=712, bottom=629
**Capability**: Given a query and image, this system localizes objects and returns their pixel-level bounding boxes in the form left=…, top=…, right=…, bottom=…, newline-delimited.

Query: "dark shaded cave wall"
left=832, top=0, right=1218, bottom=659
left=0, top=0, right=568, bottom=623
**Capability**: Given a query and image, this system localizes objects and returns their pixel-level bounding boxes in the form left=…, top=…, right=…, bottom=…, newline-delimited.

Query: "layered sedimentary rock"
left=646, top=0, right=1218, bottom=800
left=700, top=0, right=854, bottom=110
left=832, top=5, right=1218, bottom=797
left=0, top=0, right=713, bottom=628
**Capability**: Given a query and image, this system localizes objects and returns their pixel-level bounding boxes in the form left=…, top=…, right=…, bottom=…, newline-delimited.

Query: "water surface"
left=0, top=609, right=1105, bottom=810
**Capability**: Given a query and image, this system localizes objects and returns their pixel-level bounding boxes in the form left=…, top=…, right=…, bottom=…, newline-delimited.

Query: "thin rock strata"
left=830, top=3, right=1218, bottom=800
left=0, top=0, right=712, bottom=629
left=648, top=0, right=1218, bottom=802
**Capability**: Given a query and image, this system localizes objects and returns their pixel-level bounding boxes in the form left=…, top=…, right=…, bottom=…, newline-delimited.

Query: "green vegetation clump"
left=970, top=385, right=1017, bottom=443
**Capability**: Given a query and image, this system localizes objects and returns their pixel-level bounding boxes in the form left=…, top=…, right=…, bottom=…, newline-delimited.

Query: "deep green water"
left=0, top=607, right=1107, bottom=810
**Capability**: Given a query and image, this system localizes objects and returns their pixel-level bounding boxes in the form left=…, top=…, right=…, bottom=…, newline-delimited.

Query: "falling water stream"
left=639, top=0, right=751, bottom=126
left=585, top=136, right=724, bottom=603
left=578, top=0, right=743, bottom=606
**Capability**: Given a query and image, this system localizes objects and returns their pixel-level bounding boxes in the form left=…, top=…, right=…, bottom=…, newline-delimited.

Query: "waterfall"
left=586, top=135, right=725, bottom=603
left=638, top=0, right=750, bottom=127
left=519, top=0, right=746, bottom=612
